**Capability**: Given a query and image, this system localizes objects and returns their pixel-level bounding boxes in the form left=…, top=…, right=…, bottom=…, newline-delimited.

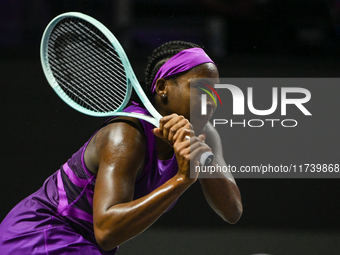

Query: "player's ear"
left=155, top=78, right=167, bottom=98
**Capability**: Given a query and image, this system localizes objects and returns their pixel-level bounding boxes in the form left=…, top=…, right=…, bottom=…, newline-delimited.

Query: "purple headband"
left=151, top=47, right=215, bottom=93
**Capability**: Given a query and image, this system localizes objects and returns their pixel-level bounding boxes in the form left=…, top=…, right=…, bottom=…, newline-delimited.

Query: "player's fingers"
left=159, top=114, right=180, bottom=140
left=159, top=114, right=177, bottom=129
left=162, top=115, right=184, bottom=136
left=189, top=137, right=211, bottom=152
left=152, top=128, right=163, bottom=139
left=174, top=135, right=212, bottom=168
left=174, top=127, right=193, bottom=145
left=160, top=114, right=191, bottom=142
left=169, top=119, right=193, bottom=142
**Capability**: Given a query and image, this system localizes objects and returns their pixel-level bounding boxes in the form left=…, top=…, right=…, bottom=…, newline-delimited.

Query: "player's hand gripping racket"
left=40, top=12, right=214, bottom=166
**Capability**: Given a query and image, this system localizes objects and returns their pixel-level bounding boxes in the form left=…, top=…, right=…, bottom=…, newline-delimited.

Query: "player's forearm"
left=199, top=174, right=242, bottom=224
left=94, top=174, right=192, bottom=251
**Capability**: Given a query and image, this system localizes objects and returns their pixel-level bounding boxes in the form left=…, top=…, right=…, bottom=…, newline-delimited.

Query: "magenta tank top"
left=0, top=104, right=178, bottom=255
left=57, top=103, right=178, bottom=224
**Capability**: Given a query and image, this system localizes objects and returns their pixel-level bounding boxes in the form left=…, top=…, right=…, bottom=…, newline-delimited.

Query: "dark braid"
left=143, top=41, right=201, bottom=100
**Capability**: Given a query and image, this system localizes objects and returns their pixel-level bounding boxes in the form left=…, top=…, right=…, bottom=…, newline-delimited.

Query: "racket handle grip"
left=184, top=135, right=214, bottom=166
left=199, top=151, right=214, bottom=166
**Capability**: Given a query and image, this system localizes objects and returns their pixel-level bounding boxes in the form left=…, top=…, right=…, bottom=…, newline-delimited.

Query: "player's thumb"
left=152, top=128, right=163, bottom=139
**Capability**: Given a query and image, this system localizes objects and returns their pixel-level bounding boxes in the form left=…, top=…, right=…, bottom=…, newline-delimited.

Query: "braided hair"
left=142, top=40, right=201, bottom=101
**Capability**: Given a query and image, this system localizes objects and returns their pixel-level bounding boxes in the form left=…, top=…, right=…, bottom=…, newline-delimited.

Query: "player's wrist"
left=174, top=172, right=196, bottom=187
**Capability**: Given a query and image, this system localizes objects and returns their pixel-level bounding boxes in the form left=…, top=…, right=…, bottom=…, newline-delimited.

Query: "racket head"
left=40, top=12, right=137, bottom=117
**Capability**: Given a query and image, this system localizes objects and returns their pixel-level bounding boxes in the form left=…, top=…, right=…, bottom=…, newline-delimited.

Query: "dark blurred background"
left=1, top=1, right=340, bottom=254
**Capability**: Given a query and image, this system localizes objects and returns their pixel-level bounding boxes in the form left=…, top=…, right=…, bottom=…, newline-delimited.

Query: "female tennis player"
left=0, top=41, right=242, bottom=254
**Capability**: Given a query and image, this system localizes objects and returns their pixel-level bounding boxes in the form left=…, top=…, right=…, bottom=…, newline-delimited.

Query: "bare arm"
left=199, top=122, right=243, bottom=224
left=86, top=117, right=208, bottom=251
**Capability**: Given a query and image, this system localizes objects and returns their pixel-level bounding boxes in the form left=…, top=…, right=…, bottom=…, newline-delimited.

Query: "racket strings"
left=51, top=21, right=125, bottom=111
left=49, top=34, right=124, bottom=109
left=49, top=33, right=120, bottom=111
left=65, top=23, right=127, bottom=84
left=49, top=45, right=121, bottom=112
left=47, top=17, right=128, bottom=112
left=77, top=22, right=127, bottom=75
left=55, top=20, right=126, bottom=110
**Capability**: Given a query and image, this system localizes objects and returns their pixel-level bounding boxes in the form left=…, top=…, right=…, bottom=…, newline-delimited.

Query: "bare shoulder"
left=84, top=116, right=146, bottom=175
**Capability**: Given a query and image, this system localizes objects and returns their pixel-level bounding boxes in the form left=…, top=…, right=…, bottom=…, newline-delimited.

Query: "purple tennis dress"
left=0, top=105, right=178, bottom=255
